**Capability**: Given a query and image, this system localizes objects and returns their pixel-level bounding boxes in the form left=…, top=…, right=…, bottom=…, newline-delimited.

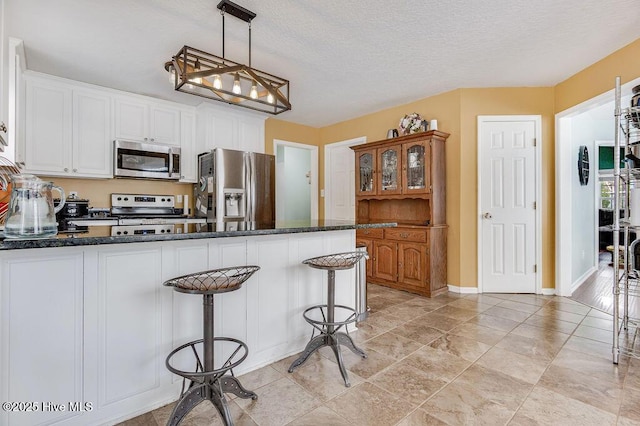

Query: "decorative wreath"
left=399, top=113, right=423, bottom=135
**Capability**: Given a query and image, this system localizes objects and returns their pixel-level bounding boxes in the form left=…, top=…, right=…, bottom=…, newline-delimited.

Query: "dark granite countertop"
left=0, top=220, right=397, bottom=251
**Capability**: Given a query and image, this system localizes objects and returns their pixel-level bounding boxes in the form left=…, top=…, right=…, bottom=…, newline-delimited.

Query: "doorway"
left=477, top=115, right=542, bottom=293
left=324, top=136, right=365, bottom=220
left=555, top=76, right=640, bottom=297
left=273, top=139, right=318, bottom=222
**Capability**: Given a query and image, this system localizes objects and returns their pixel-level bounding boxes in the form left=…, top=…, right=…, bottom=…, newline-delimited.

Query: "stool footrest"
left=302, top=304, right=357, bottom=333
left=165, top=337, right=248, bottom=382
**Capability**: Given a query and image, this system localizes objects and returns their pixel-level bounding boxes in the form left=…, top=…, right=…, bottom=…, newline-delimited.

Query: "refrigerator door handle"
left=245, top=153, right=253, bottom=221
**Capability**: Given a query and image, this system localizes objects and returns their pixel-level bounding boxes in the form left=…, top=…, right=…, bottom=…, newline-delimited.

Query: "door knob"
left=483, top=212, right=492, bottom=219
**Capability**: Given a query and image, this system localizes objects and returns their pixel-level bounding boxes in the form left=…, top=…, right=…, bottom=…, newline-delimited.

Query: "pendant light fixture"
left=164, top=0, right=291, bottom=115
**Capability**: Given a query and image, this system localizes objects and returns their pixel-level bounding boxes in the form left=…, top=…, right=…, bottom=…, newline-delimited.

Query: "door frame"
left=323, top=136, right=366, bottom=220
left=273, top=139, right=319, bottom=220
left=477, top=115, right=543, bottom=294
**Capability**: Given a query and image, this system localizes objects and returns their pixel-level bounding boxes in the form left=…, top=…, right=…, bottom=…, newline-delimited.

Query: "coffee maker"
left=55, top=194, right=90, bottom=233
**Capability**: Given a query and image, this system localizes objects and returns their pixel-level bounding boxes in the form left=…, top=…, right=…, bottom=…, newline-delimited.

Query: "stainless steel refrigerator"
left=195, top=148, right=275, bottom=230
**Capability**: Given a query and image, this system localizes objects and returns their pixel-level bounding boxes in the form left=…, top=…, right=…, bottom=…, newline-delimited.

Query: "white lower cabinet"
left=1, top=250, right=85, bottom=426
left=0, top=230, right=356, bottom=425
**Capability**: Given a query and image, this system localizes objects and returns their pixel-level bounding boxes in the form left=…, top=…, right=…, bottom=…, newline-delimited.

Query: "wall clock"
left=578, top=145, right=589, bottom=186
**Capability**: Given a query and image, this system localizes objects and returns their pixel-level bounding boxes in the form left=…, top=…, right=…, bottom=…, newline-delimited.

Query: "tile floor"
left=119, top=284, right=640, bottom=426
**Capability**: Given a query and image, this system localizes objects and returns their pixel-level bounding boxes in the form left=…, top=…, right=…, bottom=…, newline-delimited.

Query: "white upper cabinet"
left=114, top=96, right=180, bottom=145
left=180, top=111, right=197, bottom=183
left=20, top=71, right=264, bottom=182
left=23, top=74, right=113, bottom=178
left=72, top=89, right=112, bottom=177
left=197, top=105, right=266, bottom=154
left=24, top=76, right=72, bottom=174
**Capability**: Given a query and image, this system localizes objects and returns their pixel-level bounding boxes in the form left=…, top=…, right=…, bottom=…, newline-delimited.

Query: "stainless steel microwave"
left=114, top=140, right=181, bottom=180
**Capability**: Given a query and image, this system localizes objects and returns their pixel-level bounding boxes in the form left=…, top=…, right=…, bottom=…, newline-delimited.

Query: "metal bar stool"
left=288, top=251, right=367, bottom=386
left=163, top=265, right=260, bottom=426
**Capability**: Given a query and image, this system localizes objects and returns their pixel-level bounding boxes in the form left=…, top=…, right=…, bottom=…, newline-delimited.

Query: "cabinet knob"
left=400, top=232, right=409, bottom=238
left=64, top=167, right=69, bottom=172
left=144, top=137, right=148, bottom=141
left=150, top=138, right=155, bottom=142
left=73, top=168, right=77, bottom=173
left=483, top=212, right=493, bottom=219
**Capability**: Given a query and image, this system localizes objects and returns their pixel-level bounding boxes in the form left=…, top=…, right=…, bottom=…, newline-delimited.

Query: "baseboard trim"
left=541, top=288, right=556, bottom=296
left=571, top=266, right=598, bottom=295
left=447, top=284, right=479, bottom=294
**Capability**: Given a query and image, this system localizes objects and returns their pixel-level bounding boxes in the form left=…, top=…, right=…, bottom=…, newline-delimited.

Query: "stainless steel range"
left=67, top=193, right=205, bottom=236
left=110, top=193, right=179, bottom=217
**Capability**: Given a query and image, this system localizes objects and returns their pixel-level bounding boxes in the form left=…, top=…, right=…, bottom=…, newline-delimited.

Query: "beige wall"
left=263, top=37, right=640, bottom=290
left=315, top=88, right=554, bottom=289
left=458, top=88, right=555, bottom=289
left=264, top=119, right=321, bottom=156
left=555, top=38, right=640, bottom=113
left=320, top=91, right=462, bottom=283
left=49, top=178, right=195, bottom=212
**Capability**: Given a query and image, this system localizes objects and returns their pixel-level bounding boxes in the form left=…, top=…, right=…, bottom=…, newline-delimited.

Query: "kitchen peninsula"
left=0, top=221, right=394, bottom=426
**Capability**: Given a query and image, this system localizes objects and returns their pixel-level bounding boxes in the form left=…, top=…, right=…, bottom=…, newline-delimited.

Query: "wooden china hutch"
left=351, top=130, right=448, bottom=297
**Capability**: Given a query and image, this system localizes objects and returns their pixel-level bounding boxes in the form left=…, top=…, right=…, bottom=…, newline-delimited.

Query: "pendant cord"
left=221, top=8, right=226, bottom=59
left=248, top=21, right=252, bottom=67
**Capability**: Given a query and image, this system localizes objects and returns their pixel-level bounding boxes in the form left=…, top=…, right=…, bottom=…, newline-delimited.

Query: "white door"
left=479, top=116, right=539, bottom=293
left=325, top=137, right=364, bottom=221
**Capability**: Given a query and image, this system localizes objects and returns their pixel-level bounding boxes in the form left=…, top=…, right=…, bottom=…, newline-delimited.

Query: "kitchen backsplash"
left=49, top=177, right=195, bottom=214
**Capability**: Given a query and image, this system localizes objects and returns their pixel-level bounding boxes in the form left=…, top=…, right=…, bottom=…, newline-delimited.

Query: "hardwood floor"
left=571, top=251, right=640, bottom=319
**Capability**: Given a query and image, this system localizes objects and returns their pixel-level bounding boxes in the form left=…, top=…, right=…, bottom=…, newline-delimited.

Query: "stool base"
left=168, top=376, right=256, bottom=426
left=288, top=332, right=366, bottom=387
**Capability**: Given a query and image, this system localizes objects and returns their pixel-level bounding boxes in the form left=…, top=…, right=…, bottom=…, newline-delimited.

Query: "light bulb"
left=232, top=74, right=241, bottom=94
left=213, top=74, right=222, bottom=90
left=267, top=92, right=274, bottom=104
left=189, top=60, right=202, bottom=85
left=250, top=82, right=258, bottom=99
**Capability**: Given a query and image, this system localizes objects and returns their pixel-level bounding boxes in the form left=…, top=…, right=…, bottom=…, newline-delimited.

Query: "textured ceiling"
left=4, top=0, right=640, bottom=127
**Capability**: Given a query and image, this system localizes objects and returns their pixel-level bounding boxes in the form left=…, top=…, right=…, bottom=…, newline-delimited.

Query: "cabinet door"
left=114, top=96, right=148, bottom=142
left=377, top=145, right=402, bottom=195
left=180, top=111, right=197, bottom=182
left=1, top=252, right=84, bottom=426
left=24, top=77, right=72, bottom=174
left=210, top=110, right=237, bottom=149
left=149, top=104, right=181, bottom=145
left=372, top=240, right=397, bottom=281
left=356, top=149, right=377, bottom=196
left=73, top=89, right=113, bottom=177
left=237, top=116, right=265, bottom=153
left=356, top=238, right=373, bottom=278
left=95, top=247, right=164, bottom=406
left=403, top=140, right=430, bottom=194
left=398, top=242, right=428, bottom=289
